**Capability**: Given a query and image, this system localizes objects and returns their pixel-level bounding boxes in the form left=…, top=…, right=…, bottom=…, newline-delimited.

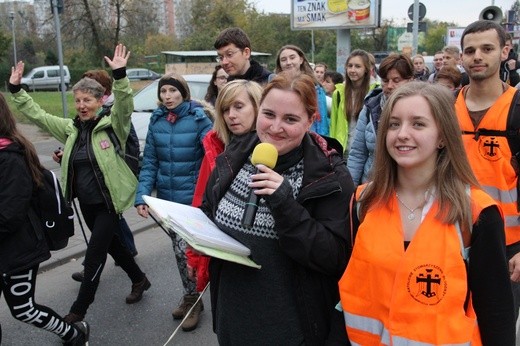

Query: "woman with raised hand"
left=9, top=44, right=150, bottom=325
left=201, top=71, right=354, bottom=345
left=337, top=82, right=515, bottom=345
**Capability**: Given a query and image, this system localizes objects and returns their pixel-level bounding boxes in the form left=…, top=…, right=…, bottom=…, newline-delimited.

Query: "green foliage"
left=20, top=39, right=37, bottom=64
left=314, top=35, right=338, bottom=70
left=0, top=61, right=13, bottom=86
left=45, top=50, right=58, bottom=65
left=0, top=32, right=12, bottom=63
left=422, top=22, right=450, bottom=55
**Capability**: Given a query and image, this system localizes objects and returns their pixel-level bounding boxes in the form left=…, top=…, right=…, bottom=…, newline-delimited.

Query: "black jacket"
left=500, top=49, right=520, bottom=86
left=201, top=132, right=354, bottom=345
left=228, top=59, right=272, bottom=85
left=0, top=142, right=50, bottom=276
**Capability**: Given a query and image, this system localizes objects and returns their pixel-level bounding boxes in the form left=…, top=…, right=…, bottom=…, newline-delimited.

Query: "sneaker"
left=63, top=312, right=84, bottom=324
left=71, top=270, right=84, bottom=283
left=180, top=295, right=204, bottom=332
left=63, top=321, right=90, bottom=346
left=125, top=275, right=151, bottom=304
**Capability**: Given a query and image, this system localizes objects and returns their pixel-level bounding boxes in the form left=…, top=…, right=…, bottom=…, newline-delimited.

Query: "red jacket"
left=187, top=130, right=225, bottom=291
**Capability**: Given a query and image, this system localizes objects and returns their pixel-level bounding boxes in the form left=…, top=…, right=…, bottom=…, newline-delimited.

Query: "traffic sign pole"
left=412, top=0, right=419, bottom=56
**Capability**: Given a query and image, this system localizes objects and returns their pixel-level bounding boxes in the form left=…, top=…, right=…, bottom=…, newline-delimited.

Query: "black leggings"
left=69, top=202, right=145, bottom=316
left=1, top=265, right=77, bottom=341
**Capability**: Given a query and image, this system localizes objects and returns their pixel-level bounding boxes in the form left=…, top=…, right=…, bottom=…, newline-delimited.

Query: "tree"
left=59, top=0, right=161, bottom=66
left=422, top=21, right=451, bottom=55
left=0, top=31, right=12, bottom=63
left=45, top=49, right=58, bottom=65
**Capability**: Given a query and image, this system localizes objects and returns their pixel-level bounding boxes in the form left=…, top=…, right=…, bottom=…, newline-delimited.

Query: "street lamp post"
left=9, top=12, right=17, bottom=64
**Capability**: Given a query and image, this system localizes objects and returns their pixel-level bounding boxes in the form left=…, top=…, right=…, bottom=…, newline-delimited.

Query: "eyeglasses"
left=216, top=76, right=228, bottom=81
left=216, top=49, right=241, bottom=63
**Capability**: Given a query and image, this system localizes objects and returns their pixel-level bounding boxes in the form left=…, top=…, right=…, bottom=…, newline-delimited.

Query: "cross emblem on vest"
left=416, top=269, right=441, bottom=298
left=483, top=137, right=500, bottom=157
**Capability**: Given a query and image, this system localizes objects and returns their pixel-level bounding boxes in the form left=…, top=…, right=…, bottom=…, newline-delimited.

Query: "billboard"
left=446, top=27, right=465, bottom=52
left=291, top=0, right=381, bottom=30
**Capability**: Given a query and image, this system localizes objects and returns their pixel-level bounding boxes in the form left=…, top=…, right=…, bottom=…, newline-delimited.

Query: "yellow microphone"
left=241, top=143, right=278, bottom=228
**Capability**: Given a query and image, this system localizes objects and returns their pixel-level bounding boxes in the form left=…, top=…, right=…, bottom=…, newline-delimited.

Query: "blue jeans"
left=116, top=217, right=137, bottom=256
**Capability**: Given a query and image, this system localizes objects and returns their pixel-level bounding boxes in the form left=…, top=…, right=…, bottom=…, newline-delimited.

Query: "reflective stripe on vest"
left=455, top=86, right=520, bottom=245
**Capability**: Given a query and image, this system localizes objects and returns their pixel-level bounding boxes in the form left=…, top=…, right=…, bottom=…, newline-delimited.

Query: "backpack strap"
left=348, top=189, right=363, bottom=250
left=105, top=127, right=124, bottom=159
left=454, top=186, right=473, bottom=262
left=505, top=89, right=520, bottom=212
left=506, top=89, right=520, bottom=157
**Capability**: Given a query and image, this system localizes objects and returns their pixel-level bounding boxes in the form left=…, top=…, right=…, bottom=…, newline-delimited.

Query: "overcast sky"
left=252, top=0, right=515, bottom=27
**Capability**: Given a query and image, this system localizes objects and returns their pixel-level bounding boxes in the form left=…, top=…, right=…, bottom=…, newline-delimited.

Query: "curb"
left=38, top=223, right=156, bottom=274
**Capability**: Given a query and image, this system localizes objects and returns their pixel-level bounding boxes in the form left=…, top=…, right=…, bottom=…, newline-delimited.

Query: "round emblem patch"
left=407, top=264, right=447, bottom=305
left=478, top=137, right=503, bottom=162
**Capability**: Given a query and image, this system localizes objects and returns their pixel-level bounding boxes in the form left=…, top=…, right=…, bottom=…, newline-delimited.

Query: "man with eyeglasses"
left=214, top=27, right=272, bottom=85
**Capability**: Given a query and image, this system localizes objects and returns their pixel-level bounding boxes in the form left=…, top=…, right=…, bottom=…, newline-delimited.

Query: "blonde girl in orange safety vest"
left=337, top=82, right=516, bottom=345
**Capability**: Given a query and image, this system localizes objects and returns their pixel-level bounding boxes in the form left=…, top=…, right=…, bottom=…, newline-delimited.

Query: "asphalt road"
left=0, top=226, right=218, bottom=345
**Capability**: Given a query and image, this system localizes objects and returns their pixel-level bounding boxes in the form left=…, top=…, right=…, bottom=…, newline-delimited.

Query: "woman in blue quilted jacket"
left=134, top=73, right=212, bottom=331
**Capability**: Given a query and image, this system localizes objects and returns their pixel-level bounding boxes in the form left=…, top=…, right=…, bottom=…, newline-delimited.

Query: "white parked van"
left=20, top=65, right=71, bottom=91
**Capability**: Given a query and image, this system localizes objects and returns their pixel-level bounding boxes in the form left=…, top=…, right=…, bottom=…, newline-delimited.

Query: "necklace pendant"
left=407, top=213, right=415, bottom=221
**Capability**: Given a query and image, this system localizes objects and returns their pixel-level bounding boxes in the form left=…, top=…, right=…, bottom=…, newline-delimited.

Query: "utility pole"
left=9, top=12, right=17, bottom=64
left=311, top=30, right=315, bottom=63
left=412, top=0, right=419, bottom=56
left=51, top=0, right=68, bottom=118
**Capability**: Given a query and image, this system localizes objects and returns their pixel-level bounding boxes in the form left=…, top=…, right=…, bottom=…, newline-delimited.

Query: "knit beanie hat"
left=158, top=76, right=188, bottom=101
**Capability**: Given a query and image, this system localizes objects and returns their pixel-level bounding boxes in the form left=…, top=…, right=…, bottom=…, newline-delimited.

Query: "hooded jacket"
left=134, top=101, right=212, bottom=206
left=0, top=142, right=50, bottom=275
left=347, top=88, right=384, bottom=185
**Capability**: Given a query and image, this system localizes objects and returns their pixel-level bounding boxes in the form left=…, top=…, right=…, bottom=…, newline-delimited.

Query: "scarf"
left=164, top=102, right=190, bottom=124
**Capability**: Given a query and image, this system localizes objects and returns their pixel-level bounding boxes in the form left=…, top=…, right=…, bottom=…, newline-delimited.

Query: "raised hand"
left=104, top=44, right=130, bottom=70
left=9, top=61, right=25, bottom=85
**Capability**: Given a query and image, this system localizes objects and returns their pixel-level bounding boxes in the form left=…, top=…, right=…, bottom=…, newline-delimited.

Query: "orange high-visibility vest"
left=455, top=86, right=520, bottom=245
left=339, top=186, right=497, bottom=345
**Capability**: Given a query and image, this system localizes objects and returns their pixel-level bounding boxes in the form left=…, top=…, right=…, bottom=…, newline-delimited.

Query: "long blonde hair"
left=358, top=82, right=479, bottom=231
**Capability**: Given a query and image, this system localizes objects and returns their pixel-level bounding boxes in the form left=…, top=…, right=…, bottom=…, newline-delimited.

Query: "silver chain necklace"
left=396, top=192, right=428, bottom=221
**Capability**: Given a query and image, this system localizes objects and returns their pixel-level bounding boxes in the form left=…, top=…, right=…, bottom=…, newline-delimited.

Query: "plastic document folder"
left=143, top=195, right=261, bottom=269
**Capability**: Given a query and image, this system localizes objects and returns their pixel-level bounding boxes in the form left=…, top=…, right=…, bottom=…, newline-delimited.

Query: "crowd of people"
left=2, top=20, right=520, bottom=345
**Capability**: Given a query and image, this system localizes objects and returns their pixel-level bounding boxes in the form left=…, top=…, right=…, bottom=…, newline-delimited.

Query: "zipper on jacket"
left=86, top=128, right=113, bottom=211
